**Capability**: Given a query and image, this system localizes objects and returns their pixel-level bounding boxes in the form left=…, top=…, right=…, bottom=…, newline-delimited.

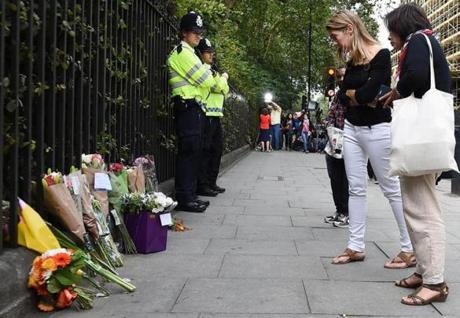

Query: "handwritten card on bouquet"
left=94, top=173, right=112, bottom=191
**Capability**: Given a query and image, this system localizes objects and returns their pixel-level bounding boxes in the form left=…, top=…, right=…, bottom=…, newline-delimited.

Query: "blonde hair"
left=326, top=10, right=378, bottom=65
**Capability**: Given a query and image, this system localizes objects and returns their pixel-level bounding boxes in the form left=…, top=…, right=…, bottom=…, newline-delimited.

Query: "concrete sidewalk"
left=39, top=151, right=460, bottom=318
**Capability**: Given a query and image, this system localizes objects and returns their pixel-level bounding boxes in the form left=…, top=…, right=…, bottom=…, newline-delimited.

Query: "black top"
left=338, top=49, right=392, bottom=126
left=397, top=34, right=451, bottom=98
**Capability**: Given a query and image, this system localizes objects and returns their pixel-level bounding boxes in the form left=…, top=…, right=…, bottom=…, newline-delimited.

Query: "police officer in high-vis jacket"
left=167, top=12, right=216, bottom=212
left=196, top=38, right=229, bottom=195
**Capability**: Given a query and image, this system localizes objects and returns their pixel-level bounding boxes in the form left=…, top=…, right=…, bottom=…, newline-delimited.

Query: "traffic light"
left=301, top=95, right=307, bottom=109
left=325, top=67, right=336, bottom=98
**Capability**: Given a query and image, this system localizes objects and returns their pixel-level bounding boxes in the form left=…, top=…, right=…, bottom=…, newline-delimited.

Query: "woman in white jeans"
left=326, top=10, right=414, bottom=267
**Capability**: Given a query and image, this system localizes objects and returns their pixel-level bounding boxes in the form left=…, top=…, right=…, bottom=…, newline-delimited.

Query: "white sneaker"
left=333, top=215, right=349, bottom=228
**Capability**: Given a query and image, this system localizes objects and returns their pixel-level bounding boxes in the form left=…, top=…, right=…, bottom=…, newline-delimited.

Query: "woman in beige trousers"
left=381, top=3, right=452, bottom=306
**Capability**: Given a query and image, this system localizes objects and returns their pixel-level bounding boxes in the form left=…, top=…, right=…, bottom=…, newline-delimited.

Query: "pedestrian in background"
left=380, top=3, right=452, bottom=305
left=324, top=66, right=349, bottom=228
left=282, top=113, right=294, bottom=150
left=259, top=108, right=271, bottom=152
left=326, top=10, right=414, bottom=267
left=268, top=102, right=282, bottom=150
left=301, top=111, right=311, bottom=153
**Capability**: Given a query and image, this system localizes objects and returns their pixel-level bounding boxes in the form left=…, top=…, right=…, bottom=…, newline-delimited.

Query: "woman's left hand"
left=345, top=90, right=359, bottom=106
left=379, top=88, right=400, bottom=108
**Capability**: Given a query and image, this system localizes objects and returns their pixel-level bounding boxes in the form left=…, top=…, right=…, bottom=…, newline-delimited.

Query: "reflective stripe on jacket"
left=167, top=41, right=216, bottom=100
left=203, top=71, right=229, bottom=117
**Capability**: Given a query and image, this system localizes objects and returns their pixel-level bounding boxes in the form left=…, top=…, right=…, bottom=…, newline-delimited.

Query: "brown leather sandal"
left=401, top=283, right=449, bottom=306
left=331, top=248, right=365, bottom=265
left=384, top=251, right=416, bottom=269
left=395, top=272, right=423, bottom=289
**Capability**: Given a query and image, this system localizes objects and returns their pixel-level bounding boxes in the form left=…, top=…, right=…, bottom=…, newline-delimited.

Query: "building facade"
left=391, top=0, right=459, bottom=112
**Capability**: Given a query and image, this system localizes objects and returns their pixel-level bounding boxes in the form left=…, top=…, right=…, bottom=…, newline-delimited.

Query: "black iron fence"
left=0, top=0, right=251, bottom=251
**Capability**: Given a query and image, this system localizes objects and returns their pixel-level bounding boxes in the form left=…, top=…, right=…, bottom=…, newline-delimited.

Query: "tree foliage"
left=171, top=0, right=394, bottom=111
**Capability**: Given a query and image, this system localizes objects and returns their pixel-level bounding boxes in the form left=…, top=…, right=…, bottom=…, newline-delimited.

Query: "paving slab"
left=244, top=206, right=305, bottom=216
left=219, top=255, right=327, bottom=279
left=172, top=278, right=309, bottom=314
left=168, top=224, right=237, bottom=239
left=224, top=215, right=292, bottom=227
left=311, top=227, right=395, bottom=242
left=205, top=206, right=246, bottom=215
left=173, top=212, right=226, bottom=226
left=304, top=280, right=440, bottom=316
left=44, top=277, right=187, bottom=317
left=204, top=239, right=298, bottom=256
left=163, top=238, right=211, bottom=255
left=122, top=254, right=223, bottom=279
left=236, top=225, right=314, bottom=241
left=233, top=199, right=290, bottom=208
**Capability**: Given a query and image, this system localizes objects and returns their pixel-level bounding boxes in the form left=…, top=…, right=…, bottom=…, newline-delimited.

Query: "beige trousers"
left=400, top=173, right=445, bottom=284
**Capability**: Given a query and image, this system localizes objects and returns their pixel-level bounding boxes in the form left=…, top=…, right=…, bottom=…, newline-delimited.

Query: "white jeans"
left=343, top=120, right=413, bottom=253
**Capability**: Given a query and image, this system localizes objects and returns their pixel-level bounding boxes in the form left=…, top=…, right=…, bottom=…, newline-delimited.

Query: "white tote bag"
left=389, top=34, right=458, bottom=177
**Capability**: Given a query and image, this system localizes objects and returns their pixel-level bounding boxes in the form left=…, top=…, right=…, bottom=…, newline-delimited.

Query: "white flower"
left=42, top=248, right=70, bottom=259
left=43, top=270, right=52, bottom=281
left=81, top=154, right=93, bottom=164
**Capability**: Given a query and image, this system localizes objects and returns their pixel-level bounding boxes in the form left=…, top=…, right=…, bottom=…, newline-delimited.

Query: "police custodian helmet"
left=197, top=38, right=214, bottom=53
left=179, top=11, right=204, bottom=33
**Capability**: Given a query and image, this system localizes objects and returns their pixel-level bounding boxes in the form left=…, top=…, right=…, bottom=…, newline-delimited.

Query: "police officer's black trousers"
left=173, top=97, right=204, bottom=204
left=198, top=116, right=223, bottom=189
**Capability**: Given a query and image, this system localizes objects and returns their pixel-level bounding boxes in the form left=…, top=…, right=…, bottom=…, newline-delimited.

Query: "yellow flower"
left=41, top=258, right=57, bottom=272
left=28, top=275, right=39, bottom=289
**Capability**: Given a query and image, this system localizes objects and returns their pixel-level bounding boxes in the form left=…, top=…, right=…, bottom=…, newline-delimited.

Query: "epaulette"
left=177, top=44, right=183, bottom=54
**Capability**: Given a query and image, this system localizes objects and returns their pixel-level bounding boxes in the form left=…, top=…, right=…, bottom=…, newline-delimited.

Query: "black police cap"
left=180, top=11, right=204, bottom=33
left=197, top=38, right=214, bottom=53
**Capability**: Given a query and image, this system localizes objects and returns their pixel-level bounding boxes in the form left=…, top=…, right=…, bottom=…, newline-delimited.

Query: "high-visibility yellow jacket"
left=202, top=69, right=229, bottom=117
left=167, top=41, right=216, bottom=102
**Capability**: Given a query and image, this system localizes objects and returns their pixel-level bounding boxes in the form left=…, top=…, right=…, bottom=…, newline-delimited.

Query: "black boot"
left=210, top=184, right=226, bottom=193
left=197, top=187, right=219, bottom=197
left=176, top=201, right=207, bottom=213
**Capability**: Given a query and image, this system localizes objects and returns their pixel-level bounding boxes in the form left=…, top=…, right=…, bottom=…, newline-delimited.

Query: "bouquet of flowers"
left=49, top=225, right=136, bottom=293
left=121, top=192, right=176, bottom=214
left=82, top=154, right=110, bottom=217
left=126, top=166, right=146, bottom=193
left=28, top=248, right=97, bottom=311
left=108, top=163, right=129, bottom=213
left=105, top=164, right=136, bottom=254
left=92, top=198, right=124, bottom=267
left=42, top=171, right=87, bottom=244
left=133, top=155, right=159, bottom=193
left=65, top=169, right=100, bottom=242
left=121, top=192, right=176, bottom=254
left=81, top=154, right=105, bottom=170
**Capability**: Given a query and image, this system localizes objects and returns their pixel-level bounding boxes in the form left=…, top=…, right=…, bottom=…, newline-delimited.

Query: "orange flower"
left=32, top=256, right=42, bottom=269
left=37, top=301, right=55, bottom=312
left=55, top=288, right=77, bottom=309
left=41, top=258, right=57, bottom=272
left=28, top=267, right=43, bottom=288
left=54, top=252, right=71, bottom=268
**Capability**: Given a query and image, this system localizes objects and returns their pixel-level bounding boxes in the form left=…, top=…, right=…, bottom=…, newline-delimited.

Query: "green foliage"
left=173, top=0, right=394, bottom=111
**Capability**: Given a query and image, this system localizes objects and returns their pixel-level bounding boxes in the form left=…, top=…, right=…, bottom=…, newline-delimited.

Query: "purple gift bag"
left=124, top=211, right=168, bottom=254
